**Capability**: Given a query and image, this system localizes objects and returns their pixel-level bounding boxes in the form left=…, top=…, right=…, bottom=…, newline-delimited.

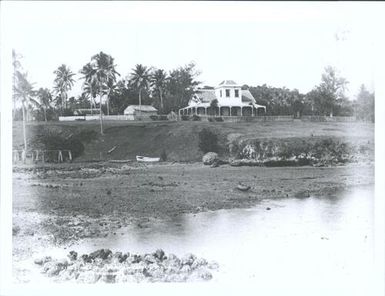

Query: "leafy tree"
left=165, top=62, right=200, bottom=113
left=355, top=84, right=375, bottom=122
left=13, top=72, right=35, bottom=151
left=308, top=66, right=348, bottom=117
left=129, top=64, right=151, bottom=117
left=53, top=64, right=75, bottom=112
left=151, top=69, right=168, bottom=113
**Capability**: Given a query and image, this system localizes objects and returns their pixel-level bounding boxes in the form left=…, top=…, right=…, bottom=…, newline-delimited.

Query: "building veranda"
left=179, top=80, right=266, bottom=117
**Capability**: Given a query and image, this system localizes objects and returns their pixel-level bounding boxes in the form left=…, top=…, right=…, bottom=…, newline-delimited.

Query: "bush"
left=181, top=115, right=190, bottom=121
left=199, top=128, right=219, bottom=153
left=192, top=114, right=201, bottom=121
left=159, top=115, right=168, bottom=121
left=214, top=117, right=224, bottom=122
left=150, top=115, right=159, bottom=121
left=207, top=117, right=214, bottom=122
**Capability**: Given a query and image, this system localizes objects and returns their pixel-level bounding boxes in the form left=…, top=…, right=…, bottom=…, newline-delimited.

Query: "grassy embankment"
left=12, top=120, right=374, bottom=163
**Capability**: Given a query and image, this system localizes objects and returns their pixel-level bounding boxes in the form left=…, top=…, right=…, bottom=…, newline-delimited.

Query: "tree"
left=12, top=49, right=23, bottom=120
left=165, top=62, right=200, bottom=113
left=80, top=52, right=119, bottom=134
left=355, top=84, right=375, bottom=122
left=130, top=64, right=151, bottom=118
left=309, top=66, right=348, bottom=117
left=209, top=99, right=218, bottom=116
left=36, top=88, right=53, bottom=121
left=151, top=69, right=168, bottom=113
left=53, top=64, right=75, bottom=112
left=13, top=72, right=35, bottom=151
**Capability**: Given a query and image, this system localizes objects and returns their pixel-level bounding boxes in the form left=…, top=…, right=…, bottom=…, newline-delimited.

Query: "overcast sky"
left=2, top=1, right=380, bottom=99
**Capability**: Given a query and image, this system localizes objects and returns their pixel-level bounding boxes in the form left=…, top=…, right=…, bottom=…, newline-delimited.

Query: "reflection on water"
left=66, top=185, right=375, bottom=285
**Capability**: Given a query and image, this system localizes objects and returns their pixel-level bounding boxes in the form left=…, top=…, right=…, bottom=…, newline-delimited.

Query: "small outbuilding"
left=123, top=105, right=158, bottom=120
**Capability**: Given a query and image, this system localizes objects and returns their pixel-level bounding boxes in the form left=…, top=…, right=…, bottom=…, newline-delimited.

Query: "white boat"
left=136, top=155, right=160, bottom=162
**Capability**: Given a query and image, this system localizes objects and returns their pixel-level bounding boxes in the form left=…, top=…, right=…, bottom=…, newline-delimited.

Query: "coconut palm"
left=91, top=52, right=119, bottom=116
left=36, top=88, right=53, bottom=121
left=13, top=72, right=35, bottom=151
left=130, top=64, right=151, bottom=118
left=12, top=49, right=23, bottom=119
left=80, top=52, right=119, bottom=134
left=81, top=79, right=98, bottom=115
left=53, top=64, right=75, bottom=112
left=151, top=69, right=168, bottom=113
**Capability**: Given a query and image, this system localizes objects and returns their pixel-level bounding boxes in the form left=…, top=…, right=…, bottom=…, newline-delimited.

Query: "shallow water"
left=18, top=185, right=375, bottom=289
left=46, top=186, right=374, bottom=283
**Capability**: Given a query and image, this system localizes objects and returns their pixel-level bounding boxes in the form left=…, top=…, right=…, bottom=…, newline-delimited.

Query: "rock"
left=144, top=254, right=156, bottom=264
left=191, top=257, right=208, bottom=269
left=180, top=265, right=191, bottom=273
left=181, top=253, right=196, bottom=266
left=207, top=261, right=219, bottom=270
left=294, top=190, right=311, bottom=198
left=43, top=261, right=66, bottom=277
left=202, top=152, right=218, bottom=165
left=89, top=249, right=112, bottom=260
left=12, top=225, right=21, bottom=236
left=153, top=249, right=165, bottom=261
left=67, top=251, right=78, bottom=261
left=236, top=184, right=251, bottom=191
left=197, top=270, right=213, bottom=280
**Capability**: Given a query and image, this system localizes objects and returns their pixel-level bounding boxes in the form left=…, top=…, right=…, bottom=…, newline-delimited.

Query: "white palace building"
left=178, top=80, right=266, bottom=117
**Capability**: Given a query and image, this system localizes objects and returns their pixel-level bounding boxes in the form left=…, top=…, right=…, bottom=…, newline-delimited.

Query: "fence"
left=179, top=115, right=294, bottom=122
left=13, top=149, right=72, bottom=164
left=301, top=116, right=357, bottom=122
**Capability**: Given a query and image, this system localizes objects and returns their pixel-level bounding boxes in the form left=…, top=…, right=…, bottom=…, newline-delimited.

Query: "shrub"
left=198, top=128, right=219, bottom=153
left=214, top=117, right=224, bottom=122
left=192, top=114, right=201, bottom=121
left=150, top=115, right=159, bottom=121
left=160, top=150, right=167, bottom=161
left=181, top=115, right=190, bottom=121
left=159, top=115, right=168, bottom=121
left=207, top=117, right=214, bottom=122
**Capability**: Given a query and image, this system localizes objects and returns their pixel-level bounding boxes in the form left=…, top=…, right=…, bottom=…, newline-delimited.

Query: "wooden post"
left=58, top=150, right=63, bottom=163
left=68, top=150, right=72, bottom=161
left=22, top=150, right=26, bottom=163
left=42, top=151, right=45, bottom=163
left=36, top=150, right=39, bottom=163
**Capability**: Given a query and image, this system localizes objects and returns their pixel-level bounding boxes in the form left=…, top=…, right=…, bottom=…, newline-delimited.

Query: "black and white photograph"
left=0, top=1, right=384, bottom=295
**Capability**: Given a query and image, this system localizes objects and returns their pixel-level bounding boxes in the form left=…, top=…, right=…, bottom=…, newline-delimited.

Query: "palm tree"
left=91, top=52, right=119, bottom=116
left=13, top=72, right=35, bottom=152
left=12, top=49, right=22, bottom=120
left=80, top=52, right=119, bottom=134
left=151, top=69, right=167, bottom=113
left=81, top=79, right=98, bottom=115
left=36, top=88, right=52, bottom=121
left=130, top=64, right=151, bottom=118
left=53, top=64, right=75, bottom=112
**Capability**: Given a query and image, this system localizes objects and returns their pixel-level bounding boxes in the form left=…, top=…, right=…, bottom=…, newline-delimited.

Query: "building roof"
left=241, top=90, right=255, bottom=103
left=192, top=89, right=217, bottom=103
left=219, top=80, right=238, bottom=86
left=124, top=105, right=158, bottom=113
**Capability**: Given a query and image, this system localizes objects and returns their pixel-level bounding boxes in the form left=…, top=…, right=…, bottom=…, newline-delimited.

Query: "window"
left=220, top=90, right=222, bottom=97
left=225, top=89, right=230, bottom=97
left=235, top=89, right=239, bottom=97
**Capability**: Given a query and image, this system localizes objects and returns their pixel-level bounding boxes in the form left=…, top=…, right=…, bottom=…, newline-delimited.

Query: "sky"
left=1, top=1, right=381, bottom=99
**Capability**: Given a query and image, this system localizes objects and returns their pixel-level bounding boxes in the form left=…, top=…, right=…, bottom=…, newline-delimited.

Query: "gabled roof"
left=124, top=105, right=158, bottom=113
left=241, top=89, right=255, bottom=103
left=219, top=80, right=238, bottom=86
left=192, top=89, right=216, bottom=103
